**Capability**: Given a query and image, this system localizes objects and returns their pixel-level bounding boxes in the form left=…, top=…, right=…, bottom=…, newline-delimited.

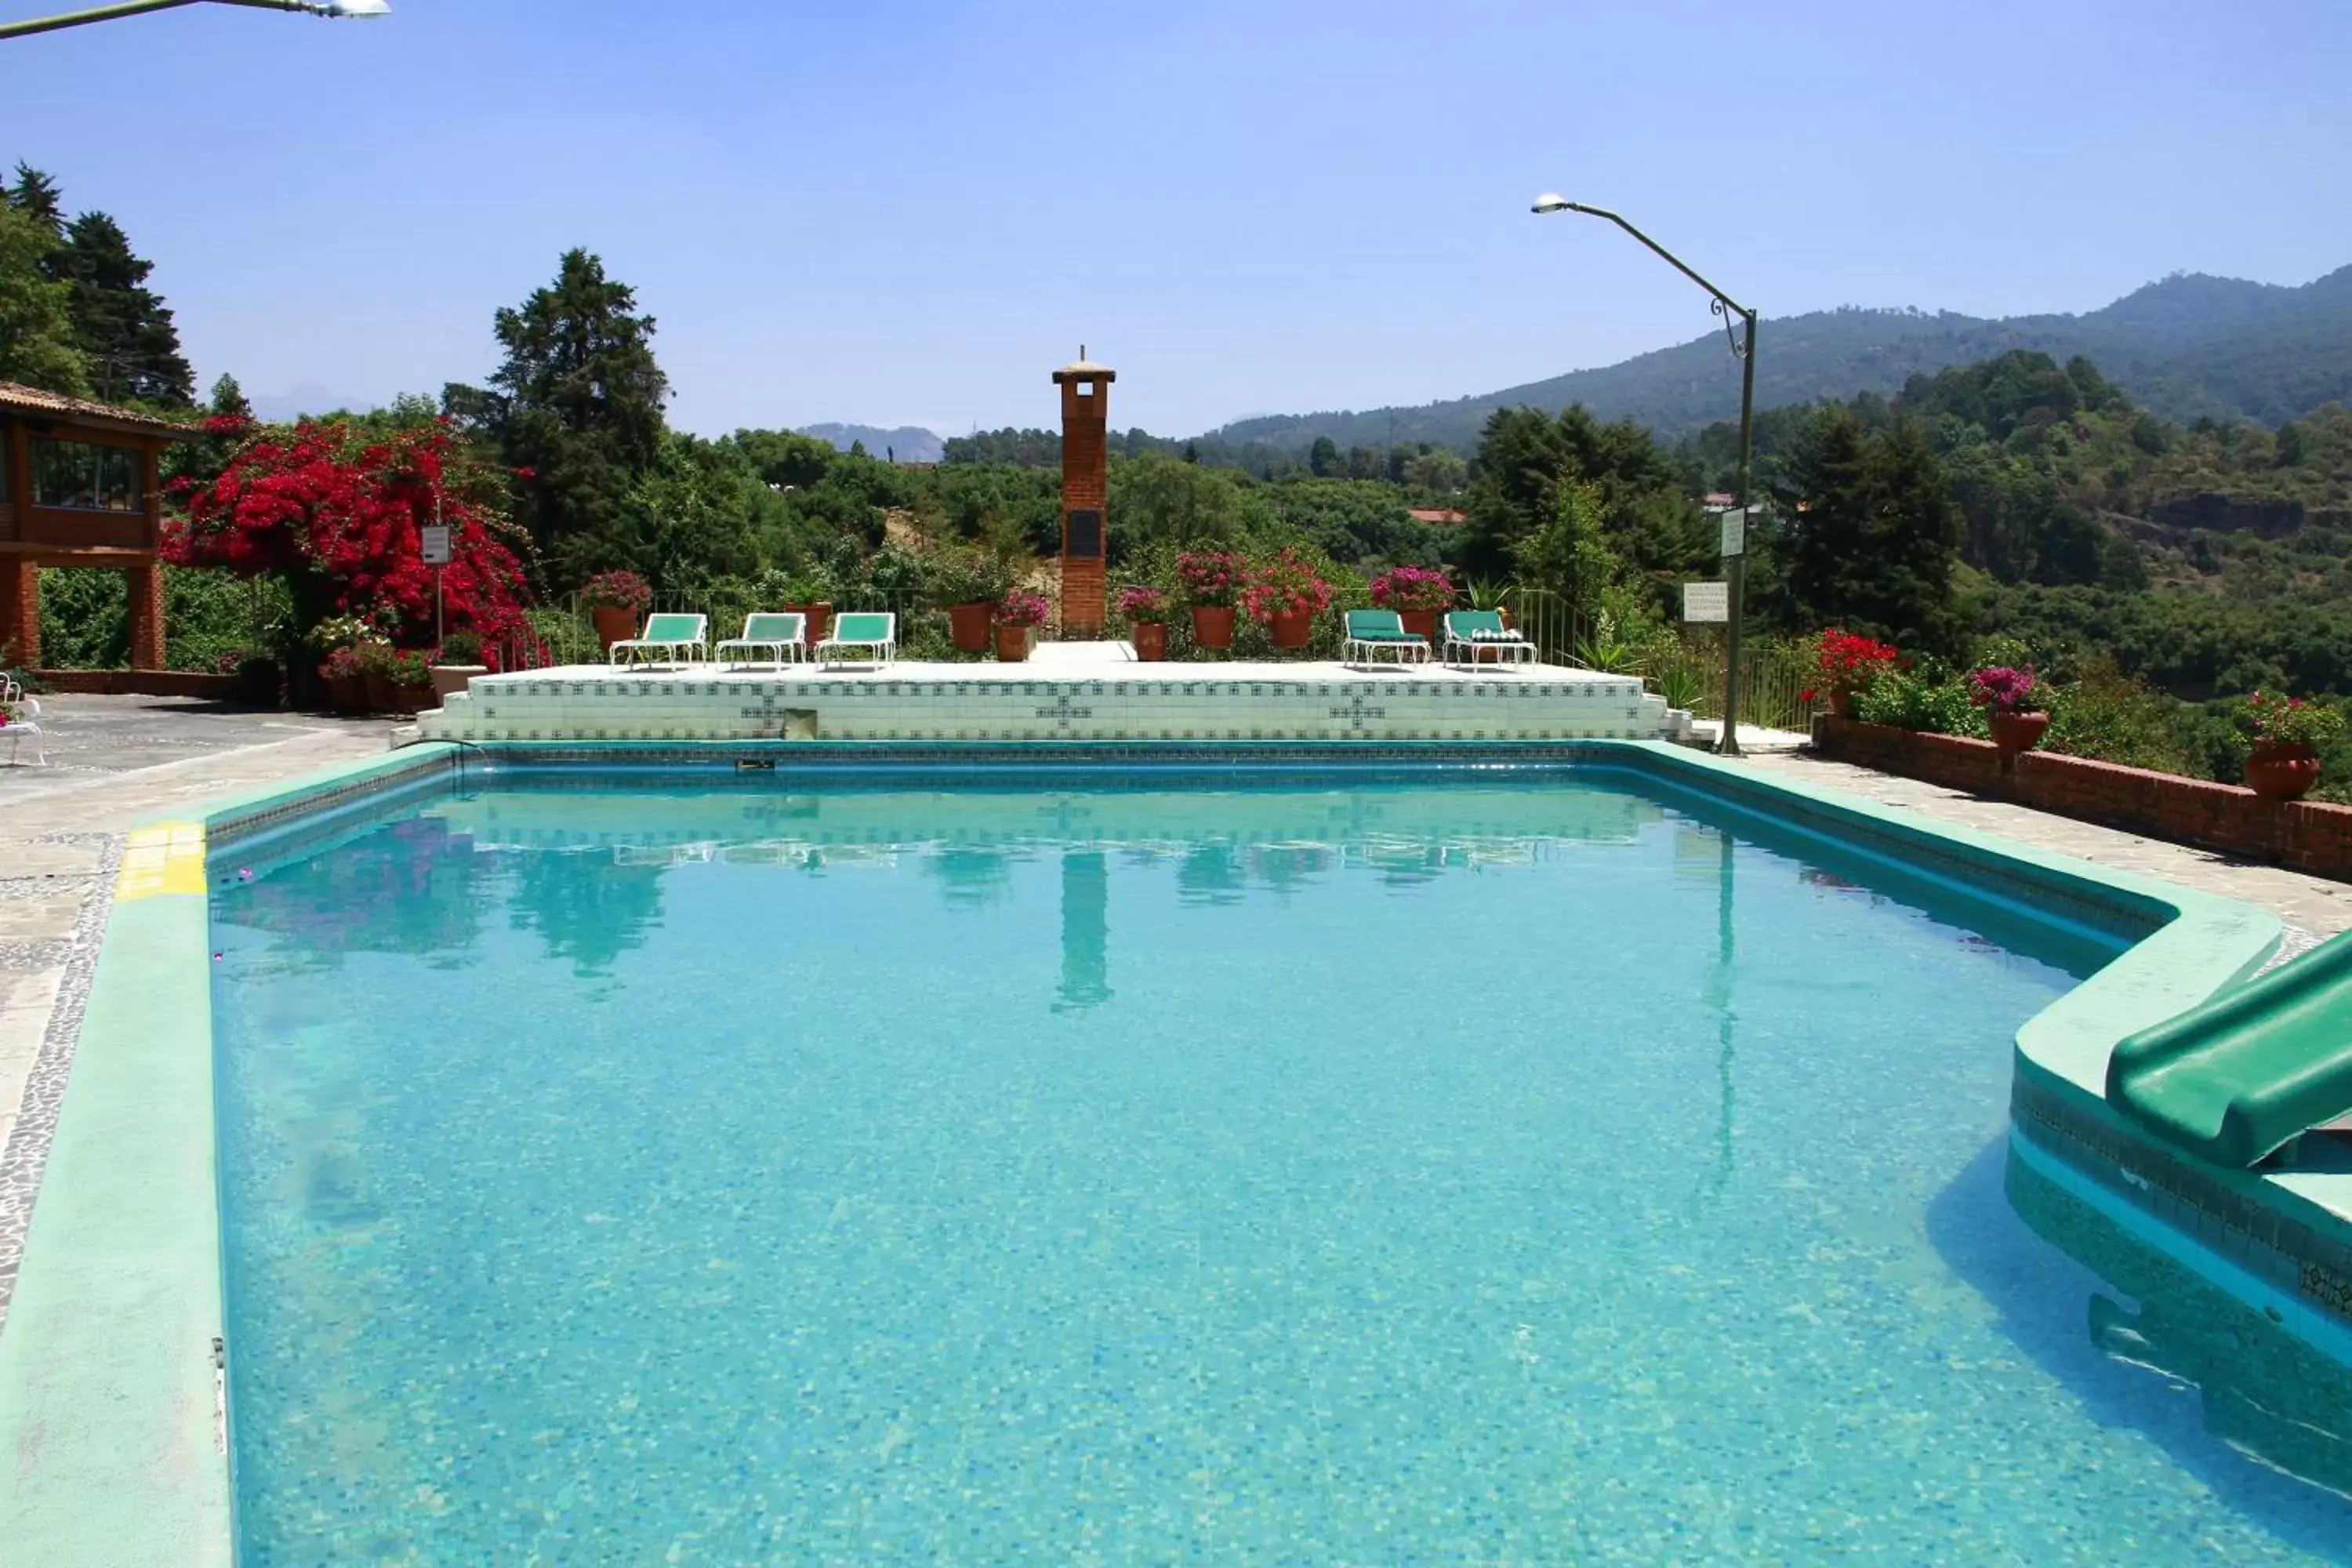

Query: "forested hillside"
left=1213, top=265, right=2352, bottom=455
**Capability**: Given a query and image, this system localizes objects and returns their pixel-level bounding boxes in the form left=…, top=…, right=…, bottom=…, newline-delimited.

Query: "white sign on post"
left=419, top=525, right=452, bottom=565
left=1718, top=506, right=1746, bottom=557
left=1682, top=581, right=1730, bottom=622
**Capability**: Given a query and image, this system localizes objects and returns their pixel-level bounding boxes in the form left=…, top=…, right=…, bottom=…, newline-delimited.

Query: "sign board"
left=419, top=525, right=452, bottom=565
left=1063, top=509, right=1102, bottom=559
left=1718, top=506, right=1746, bottom=558
left=1682, top=581, right=1730, bottom=622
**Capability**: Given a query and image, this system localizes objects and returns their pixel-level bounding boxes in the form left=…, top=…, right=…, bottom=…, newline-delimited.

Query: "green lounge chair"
left=1343, top=608, right=1430, bottom=668
left=1441, top=609, right=1535, bottom=669
left=608, top=612, right=709, bottom=668
left=715, top=611, right=808, bottom=668
left=816, top=611, right=896, bottom=669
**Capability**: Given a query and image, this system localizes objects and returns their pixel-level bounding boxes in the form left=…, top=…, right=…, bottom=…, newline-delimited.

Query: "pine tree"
left=208, top=372, right=253, bottom=421
left=0, top=201, right=89, bottom=394
left=1778, top=407, right=1962, bottom=651
left=466, top=248, right=670, bottom=586
left=6, top=163, right=64, bottom=238
left=50, top=212, right=194, bottom=406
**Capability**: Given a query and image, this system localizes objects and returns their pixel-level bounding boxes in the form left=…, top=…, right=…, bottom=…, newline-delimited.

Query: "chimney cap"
left=1051, top=345, right=1115, bottom=384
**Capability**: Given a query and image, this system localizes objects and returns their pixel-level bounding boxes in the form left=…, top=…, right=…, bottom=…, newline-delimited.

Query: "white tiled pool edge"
left=418, top=661, right=1691, bottom=745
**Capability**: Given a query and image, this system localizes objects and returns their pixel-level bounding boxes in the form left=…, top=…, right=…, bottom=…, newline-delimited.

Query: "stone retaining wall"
left=1813, top=716, right=2352, bottom=880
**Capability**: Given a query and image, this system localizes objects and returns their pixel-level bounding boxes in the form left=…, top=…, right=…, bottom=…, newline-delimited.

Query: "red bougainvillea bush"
left=1801, top=628, right=1901, bottom=703
left=164, top=418, right=532, bottom=649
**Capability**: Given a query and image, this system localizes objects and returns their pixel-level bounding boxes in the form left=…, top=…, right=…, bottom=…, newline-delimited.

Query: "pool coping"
left=0, top=735, right=2332, bottom=1566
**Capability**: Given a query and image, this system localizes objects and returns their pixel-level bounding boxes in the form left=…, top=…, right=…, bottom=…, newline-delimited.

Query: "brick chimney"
left=1052, top=347, right=1114, bottom=637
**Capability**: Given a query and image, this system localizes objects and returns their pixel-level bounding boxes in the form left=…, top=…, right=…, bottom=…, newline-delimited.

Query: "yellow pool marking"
left=115, top=822, right=208, bottom=902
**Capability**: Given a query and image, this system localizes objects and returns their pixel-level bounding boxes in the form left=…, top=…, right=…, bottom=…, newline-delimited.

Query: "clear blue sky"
left=8, top=0, right=2347, bottom=437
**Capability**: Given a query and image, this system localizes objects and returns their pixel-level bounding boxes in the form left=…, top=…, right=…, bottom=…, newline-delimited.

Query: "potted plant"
left=580, top=570, right=652, bottom=652
left=430, top=630, right=488, bottom=701
left=934, top=547, right=1014, bottom=653
left=1369, top=565, right=1455, bottom=643
left=318, top=645, right=367, bottom=713
left=1806, top=629, right=1902, bottom=718
left=2241, top=691, right=2344, bottom=801
left=351, top=640, right=401, bottom=713
left=1967, top=664, right=2049, bottom=757
left=1117, top=585, right=1172, bottom=662
left=1243, top=550, right=1332, bottom=649
left=390, top=648, right=437, bottom=715
left=1178, top=550, right=1243, bottom=651
left=994, top=588, right=1050, bottom=662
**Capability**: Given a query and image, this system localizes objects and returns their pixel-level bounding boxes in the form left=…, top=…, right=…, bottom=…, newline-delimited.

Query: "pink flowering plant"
left=1175, top=550, right=1243, bottom=608
left=2243, top=691, right=2346, bottom=750
left=1242, top=550, right=1334, bottom=624
left=1368, top=565, right=1455, bottom=613
left=579, top=569, right=652, bottom=612
left=995, top=589, right=1051, bottom=628
left=1116, top=585, right=1170, bottom=622
left=1965, top=665, right=2041, bottom=717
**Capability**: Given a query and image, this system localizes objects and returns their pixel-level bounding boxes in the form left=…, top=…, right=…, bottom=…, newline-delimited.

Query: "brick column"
left=128, top=558, right=166, bottom=670
left=0, top=557, right=37, bottom=668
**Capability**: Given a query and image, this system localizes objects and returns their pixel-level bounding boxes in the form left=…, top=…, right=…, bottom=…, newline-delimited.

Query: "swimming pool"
left=206, top=770, right=2352, bottom=1563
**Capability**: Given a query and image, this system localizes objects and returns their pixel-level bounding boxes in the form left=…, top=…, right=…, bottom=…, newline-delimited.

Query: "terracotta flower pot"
left=590, top=604, right=638, bottom=651
left=1828, top=688, right=1858, bottom=720
left=399, top=681, right=436, bottom=716
left=1191, top=604, right=1236, bottom=650
left=1131, top=621, right=1168, bottom=662
left=1399, top=608, right=1440, bottom=643
left=948, top=601, right=994, bottom=653
left=430, top=664, right=487, bottom=701
left=1988, top=710, right=2051, bottom=757
left=328, top=673, right=368, bottom=713
left=1269, top=610, right=1314, bottom=648
left=783, top=603, right=833, bottom=649
left=363, top=670, right=399, bottom=713
left=994, top=622, right=1033, bottom=662
left=2245, top=740, right=2321, bottom=801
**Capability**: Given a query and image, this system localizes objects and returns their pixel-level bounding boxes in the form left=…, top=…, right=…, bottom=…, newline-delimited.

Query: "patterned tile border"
left=2013, top=1076, right=2352, bottom=1332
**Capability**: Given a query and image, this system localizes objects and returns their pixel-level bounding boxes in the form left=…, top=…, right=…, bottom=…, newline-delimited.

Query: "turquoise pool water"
left=209, top=773, right=2352, bottom=1563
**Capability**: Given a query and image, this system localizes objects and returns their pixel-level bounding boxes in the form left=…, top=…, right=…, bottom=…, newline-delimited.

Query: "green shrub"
left=1854, top=667, right=1984, bottom=735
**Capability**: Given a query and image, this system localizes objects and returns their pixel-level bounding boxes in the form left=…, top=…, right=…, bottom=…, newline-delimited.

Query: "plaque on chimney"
left=1064, top=508, right=1103, bottom=559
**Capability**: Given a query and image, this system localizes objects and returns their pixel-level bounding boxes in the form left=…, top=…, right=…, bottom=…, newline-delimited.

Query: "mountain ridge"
left=1210, top=265, right=2352, bottom=453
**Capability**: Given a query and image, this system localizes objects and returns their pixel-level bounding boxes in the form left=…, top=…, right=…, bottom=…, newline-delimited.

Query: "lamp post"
left=1531, top=194, right=1756, bottom=757
left=0, top=0, right=386, bottom=40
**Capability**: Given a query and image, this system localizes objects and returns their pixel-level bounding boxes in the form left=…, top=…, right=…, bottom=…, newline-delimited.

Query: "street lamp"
left=1, top=0, right=387, bottom=41
left=1531, top=193, right=1758, bottom=757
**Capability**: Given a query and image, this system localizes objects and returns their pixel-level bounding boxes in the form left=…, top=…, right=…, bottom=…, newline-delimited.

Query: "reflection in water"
left=216, top=816, right=491, bottom=966
left=1055, top=851, right=1112, bottom=1012
left=925, top=846, right=1013, bottom=908
left=2007, top=1145, right=2352, bottom=1506
left=506, top=852, right=666, bottom=978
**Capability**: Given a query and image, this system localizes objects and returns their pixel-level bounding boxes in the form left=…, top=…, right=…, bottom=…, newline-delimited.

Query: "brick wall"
left=1813, top=716, right=2352, bottom=880
left=0, top=557, right=38, bottom=666
left=32, top=669, right=245, bottom=698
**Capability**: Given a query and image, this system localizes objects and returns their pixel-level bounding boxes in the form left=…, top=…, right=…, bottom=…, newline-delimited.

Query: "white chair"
left=715, top=612, right=808, bottom=669
left=1, top=677, right=45, bottom=767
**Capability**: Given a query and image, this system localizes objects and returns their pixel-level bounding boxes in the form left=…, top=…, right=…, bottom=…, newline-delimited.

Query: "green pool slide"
left=2110, top=927, right=2352, bottom=1167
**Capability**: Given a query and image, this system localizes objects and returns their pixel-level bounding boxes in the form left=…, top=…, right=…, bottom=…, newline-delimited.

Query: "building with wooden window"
left=0, top=382, right=199, bottom=670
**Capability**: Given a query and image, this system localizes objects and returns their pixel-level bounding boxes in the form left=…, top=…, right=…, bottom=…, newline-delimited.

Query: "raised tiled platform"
left=419, top=658, right=1690, bottom=745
